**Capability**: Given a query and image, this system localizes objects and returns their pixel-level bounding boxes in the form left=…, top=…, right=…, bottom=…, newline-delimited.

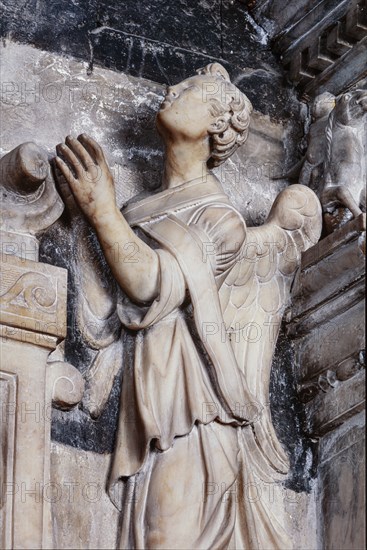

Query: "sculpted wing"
left=219, top=184, right=322, bottom=472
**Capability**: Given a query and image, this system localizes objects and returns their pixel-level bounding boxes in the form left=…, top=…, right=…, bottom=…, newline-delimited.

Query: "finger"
left=77, top=134, right=106, bottom=165
left=56, top=143, right=83, bottom=179
left=65, top=135, right=94, bottom=170
left=54, top=156, right=78, bottom=189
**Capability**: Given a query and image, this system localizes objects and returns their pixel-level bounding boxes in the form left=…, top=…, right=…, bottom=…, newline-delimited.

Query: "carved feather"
left=219, top=184, right=322, bottom=473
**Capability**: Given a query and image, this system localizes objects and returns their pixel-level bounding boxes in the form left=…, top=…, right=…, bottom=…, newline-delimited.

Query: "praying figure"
left=56, top=63, right=322, bottom=549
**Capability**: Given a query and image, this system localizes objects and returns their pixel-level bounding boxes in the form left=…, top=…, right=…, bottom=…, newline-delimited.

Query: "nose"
left=167, top=86, right=179, bottom=98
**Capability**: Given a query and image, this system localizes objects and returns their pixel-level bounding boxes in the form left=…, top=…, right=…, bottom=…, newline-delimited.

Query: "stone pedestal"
left=286, top=214, right=366, bottom=550
left=0, top=253, right=83, bottom=549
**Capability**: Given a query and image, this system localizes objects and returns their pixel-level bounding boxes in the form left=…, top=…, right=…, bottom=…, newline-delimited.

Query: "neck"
left=162, top=139, right=211, bottom=189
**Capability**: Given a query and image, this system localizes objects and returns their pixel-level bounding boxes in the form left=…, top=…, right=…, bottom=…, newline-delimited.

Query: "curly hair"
left=196, top=63, right=253, bottom=167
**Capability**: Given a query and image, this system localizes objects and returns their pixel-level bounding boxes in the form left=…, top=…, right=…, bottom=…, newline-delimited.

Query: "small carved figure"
left=299, top=92, right=336, bottom=189
left=321, top=89, right=367, bottom=232
left=56, top=63, right=321, bottom=549
left=272, top=92, right=336, bottom=186
left=273, top=89, right=366, bottom=233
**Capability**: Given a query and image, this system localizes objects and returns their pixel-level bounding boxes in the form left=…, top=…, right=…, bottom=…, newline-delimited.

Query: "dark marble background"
left=1, top=0, right=300, bottom=118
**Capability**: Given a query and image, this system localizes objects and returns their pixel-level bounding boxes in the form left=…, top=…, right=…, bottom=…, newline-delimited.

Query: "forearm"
left=93, top=207, right=160, bottom=303
left=54, top=134, right=159, bottom=302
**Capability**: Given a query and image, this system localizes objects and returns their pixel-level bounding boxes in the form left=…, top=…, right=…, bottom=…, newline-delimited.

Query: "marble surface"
left=1, top=14, right=365, bottom=546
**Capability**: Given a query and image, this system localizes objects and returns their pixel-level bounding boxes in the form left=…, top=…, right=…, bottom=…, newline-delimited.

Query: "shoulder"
left=191, top=203, right=246, bottom=256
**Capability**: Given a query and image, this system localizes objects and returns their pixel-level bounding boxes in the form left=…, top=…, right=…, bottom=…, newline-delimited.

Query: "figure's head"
left=156, top=63, right=253, bottom=167
left=333, top=89, right=367, bottom=126
left=312, top=92, right=335, bottom=120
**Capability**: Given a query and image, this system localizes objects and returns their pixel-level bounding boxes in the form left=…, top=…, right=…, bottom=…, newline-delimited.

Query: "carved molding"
left=286, top=215, right=365, bottom=432
left=275, top=0, right=367, bottom=96
left=288, top=217, right=365, bottom=324
left=298, top=351, right=365, bottom=403
left=0, top=324, right=59, bottom=350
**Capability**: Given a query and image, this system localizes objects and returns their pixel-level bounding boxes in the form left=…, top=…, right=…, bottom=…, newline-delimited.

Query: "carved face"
left=156, top=74, right=222, bottom=142
left=335, top=89, right=367, bottom=126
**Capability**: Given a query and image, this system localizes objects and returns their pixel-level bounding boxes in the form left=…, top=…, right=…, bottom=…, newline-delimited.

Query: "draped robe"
left=108, top=174, right=293, bottom=549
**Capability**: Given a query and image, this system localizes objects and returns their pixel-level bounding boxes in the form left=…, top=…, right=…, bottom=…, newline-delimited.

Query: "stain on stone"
left=270, top=328, right=317, bottom=493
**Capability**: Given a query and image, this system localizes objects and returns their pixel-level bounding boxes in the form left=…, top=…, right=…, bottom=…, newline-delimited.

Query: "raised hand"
left=56, top=133, right=159, bottom=303
left=55, top=134, right=117, bottom=226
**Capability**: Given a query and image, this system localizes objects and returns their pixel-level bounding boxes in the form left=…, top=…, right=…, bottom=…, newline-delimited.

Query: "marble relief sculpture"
left=55, top=63, right=322, bottom=549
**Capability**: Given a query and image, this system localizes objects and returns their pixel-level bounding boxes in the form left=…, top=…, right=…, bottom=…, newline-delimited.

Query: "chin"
left=156, top=109, right=178, bottom=138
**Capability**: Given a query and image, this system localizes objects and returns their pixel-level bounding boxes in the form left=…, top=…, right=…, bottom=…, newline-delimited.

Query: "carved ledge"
left=286, top=215, right=366, bottom=434
left=287, top=214, right=365, bottom=333
left=303, top=369, right=365, bottom=436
